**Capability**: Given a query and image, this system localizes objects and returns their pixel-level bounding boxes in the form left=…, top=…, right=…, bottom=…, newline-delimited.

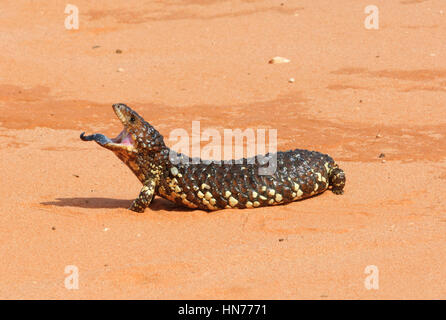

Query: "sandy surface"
left=1, top=0, right=446, bottom=299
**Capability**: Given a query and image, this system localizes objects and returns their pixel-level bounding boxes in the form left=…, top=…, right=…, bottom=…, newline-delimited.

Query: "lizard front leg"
left=129, top=180, right=156, bottom=212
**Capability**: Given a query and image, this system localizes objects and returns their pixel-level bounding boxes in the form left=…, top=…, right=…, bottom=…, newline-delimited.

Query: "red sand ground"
left=0, top=0, right=445, bottom=299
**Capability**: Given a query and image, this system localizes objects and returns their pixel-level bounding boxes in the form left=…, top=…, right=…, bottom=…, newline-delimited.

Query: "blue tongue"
left=80, top=132, right=111, bottom=146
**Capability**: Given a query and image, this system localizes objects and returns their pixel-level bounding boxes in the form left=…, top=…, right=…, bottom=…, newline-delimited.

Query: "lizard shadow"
left=41, top=197, right=193, bottom=212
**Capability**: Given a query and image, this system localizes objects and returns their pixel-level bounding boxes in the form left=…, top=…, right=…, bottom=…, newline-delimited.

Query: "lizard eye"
left=130, top=116, right=136, bottom=123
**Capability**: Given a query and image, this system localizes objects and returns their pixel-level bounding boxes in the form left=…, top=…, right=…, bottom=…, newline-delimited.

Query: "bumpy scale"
left=81, top=104, right=346, bottom=212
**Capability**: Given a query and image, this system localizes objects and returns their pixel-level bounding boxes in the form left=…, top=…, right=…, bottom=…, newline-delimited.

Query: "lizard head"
left=80, top=103, right=167, bottom=179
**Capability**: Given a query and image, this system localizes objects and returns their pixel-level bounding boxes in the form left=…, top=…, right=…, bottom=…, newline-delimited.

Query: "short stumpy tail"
left=329, top=166, right=346, bottom=195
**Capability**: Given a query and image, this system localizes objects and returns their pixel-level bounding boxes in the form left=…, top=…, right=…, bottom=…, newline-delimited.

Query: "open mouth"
left=111, top=127, right=134, bottom=146
left=81, top=103, right=138, bottom=151
left=80, top=127, right=135, bottom=150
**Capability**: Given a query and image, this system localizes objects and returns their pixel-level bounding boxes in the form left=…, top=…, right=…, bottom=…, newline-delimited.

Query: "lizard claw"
left=129, top=200, right=146, bottom=213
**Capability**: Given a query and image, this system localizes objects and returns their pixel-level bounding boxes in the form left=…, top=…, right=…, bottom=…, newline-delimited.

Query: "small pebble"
left=117, top=67, right=125, bottom=72
left=269, top=56, right=290, bottom=64
left=378, top=153, right=385, bottom=158
left=376, top=133, right=382, bottom=138
left=288, top=78, right=295, bottom=83
left=115, top=49, right=122, bottom=54
left=51, top=226, right=56, bottom=231
left=104, top=227, right=110, bottom=232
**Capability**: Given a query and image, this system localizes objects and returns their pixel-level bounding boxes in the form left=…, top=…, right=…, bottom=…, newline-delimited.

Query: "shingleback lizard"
left=80, top=103, right=345, bottom=212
